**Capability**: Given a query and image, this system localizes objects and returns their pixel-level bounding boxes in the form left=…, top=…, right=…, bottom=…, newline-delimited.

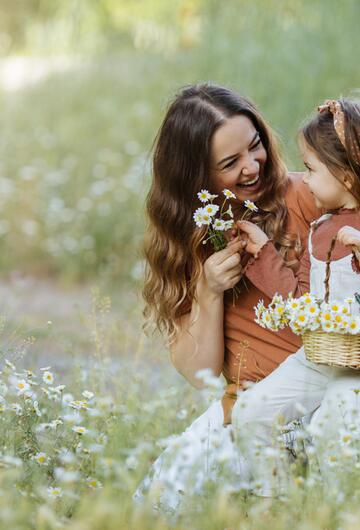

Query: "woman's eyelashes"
left=222, top=141, right=262, bottom=170
left=223, top=158, right=237, bottom=169
left=251, top=139, right=261, bottom=151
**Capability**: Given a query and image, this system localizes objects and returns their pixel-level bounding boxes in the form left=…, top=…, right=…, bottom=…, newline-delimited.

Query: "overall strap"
left=308, top=213, right=333, bottom=256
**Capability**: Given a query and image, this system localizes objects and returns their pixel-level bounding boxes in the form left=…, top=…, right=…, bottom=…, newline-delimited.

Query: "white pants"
left=231, top=347, right=360, bottom=495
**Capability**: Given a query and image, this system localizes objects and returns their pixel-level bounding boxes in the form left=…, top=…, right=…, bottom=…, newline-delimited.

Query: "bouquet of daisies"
left=255, top=293, right=360, bottom=336
left=193, top=188, right=258, bottom=251
left=193, top=188, right=258, bottom=301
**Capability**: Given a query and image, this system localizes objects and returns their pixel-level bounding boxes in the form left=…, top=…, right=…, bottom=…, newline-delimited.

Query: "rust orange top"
left=222, top=173, right=320, bottom=390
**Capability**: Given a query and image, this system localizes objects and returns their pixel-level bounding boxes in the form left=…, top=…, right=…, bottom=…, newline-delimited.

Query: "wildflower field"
left=2, top=282, right=360, bottom=530
left=0, top=0, right=360, bottom=528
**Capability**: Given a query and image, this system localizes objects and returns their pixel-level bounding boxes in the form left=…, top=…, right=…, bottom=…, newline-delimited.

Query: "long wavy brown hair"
left=143, top=83, right=300, bottom=341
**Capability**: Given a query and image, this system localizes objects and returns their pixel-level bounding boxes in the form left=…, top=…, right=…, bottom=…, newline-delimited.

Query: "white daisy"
left=47, top=486, right=63, bottom=499
left=87, top=477, right=103, bottom=490
left=244, top=200, right=258, bottom=212
left=261, top=311, right=272, bottom=328
left=340, top=316, right=350, bottom=332
left=223, top=189, right=236, bottom=199
left=213, top=219, right=227, bottom=231
left=197, top=189, right=212, bottom=203
left=72, top=425, right=88, bottom=435
left=320, top=311, right=333, bottom=325
left=193, top=207, right=206, bottom=227
left=286, top=299, right=301, bottom=312
left=42, top=371, right=54, bottom=385
left=339, top=429, right=353, bottom=445
left=322, top=321, right=335, bottom=333
left=294, top=312, right=308, bottom=327
left=273, top=304, right=286, bottom=318
left=348, top=319, right=360, bottom=334
left=301, top=293, right=315, bottom=305
left=203, top=204, right=220, bottom=216
left=13, top=379, right=30, bottom=395
left=340, top=304, right=350, bottom=316
left=333, top=313, right=343, bottom=325
left=305, top=303, right=320, bottom=318
left=33, top=452, right=48, bottom=466
left=199, top=212, right=212, bottom=225
left=330, top=302, right=341, bottom=313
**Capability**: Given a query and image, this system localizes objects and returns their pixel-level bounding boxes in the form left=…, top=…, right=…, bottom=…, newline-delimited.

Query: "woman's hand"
left=235, top=220, right=269, bottom=256
left=337, top=226, right=360, bottom=249
left=201, top=237, right=245, bottom=295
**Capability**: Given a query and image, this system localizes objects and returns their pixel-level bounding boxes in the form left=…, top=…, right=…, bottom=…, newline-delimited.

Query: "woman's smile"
left=236, top=173, right=261, bottom=189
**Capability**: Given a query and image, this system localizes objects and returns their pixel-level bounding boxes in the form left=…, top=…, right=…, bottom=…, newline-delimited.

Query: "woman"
left=136, top=83, right=320, bottom=511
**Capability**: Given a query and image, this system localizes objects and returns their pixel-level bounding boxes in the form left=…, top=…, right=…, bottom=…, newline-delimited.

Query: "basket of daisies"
left=255, top=291, right=360, bottom=369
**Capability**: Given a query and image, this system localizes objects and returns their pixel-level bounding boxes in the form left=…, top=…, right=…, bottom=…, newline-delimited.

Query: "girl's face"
left=209, top=115, right=267, bottom=201
left=300, top=136, right=357, bottom=210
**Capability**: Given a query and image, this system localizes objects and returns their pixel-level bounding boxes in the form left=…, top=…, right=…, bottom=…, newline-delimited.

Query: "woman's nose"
left=241, top=157, right=259, bottom=176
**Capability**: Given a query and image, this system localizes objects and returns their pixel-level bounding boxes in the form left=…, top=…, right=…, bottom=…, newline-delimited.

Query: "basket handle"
left=324, top=235, right=337, bottom=303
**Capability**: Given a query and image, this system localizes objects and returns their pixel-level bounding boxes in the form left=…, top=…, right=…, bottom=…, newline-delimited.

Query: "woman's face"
left=209, top=115, right=267, bottom=201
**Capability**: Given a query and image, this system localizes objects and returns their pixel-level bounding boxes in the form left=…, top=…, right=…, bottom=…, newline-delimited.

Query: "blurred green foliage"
left=0, top=0, right=359, bottom=283
left=0, top=0, right=204, bottom=55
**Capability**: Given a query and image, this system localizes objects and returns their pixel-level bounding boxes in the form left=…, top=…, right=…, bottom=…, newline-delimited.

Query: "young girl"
left=232, top=97, right=360, bottom=496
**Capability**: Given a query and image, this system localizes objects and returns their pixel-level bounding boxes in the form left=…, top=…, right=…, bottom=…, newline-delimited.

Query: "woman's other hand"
left=201, top=237, right=245, bottom=294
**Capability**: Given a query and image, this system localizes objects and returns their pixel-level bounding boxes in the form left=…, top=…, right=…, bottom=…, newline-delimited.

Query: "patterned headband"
left=317, top=99, right=360, bottom=163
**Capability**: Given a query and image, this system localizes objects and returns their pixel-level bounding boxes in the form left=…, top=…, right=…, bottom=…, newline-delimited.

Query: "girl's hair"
left=301, top=97, right=360, bottom=205
left=143, top=83, right=298, bottom=341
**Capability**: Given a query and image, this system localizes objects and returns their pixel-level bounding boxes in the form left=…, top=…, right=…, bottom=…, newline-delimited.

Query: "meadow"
left=0, top=0, right=359, bottom=528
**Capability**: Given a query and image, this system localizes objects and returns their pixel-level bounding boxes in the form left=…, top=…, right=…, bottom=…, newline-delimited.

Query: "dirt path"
left=0, top=275, right=178, bottom=389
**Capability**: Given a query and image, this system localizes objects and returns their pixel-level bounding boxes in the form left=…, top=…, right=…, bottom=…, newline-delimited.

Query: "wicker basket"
left=303, top=330, right=360, bottom=369
left=302, top=236, right=360, bottom=369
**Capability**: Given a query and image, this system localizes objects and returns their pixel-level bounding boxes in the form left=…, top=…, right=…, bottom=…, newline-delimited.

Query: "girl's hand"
left=236, top=220, right=269, bottom=256
left=337, top=226, right=360, bottom=249
left=201, top=237, right=245, bottom=295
